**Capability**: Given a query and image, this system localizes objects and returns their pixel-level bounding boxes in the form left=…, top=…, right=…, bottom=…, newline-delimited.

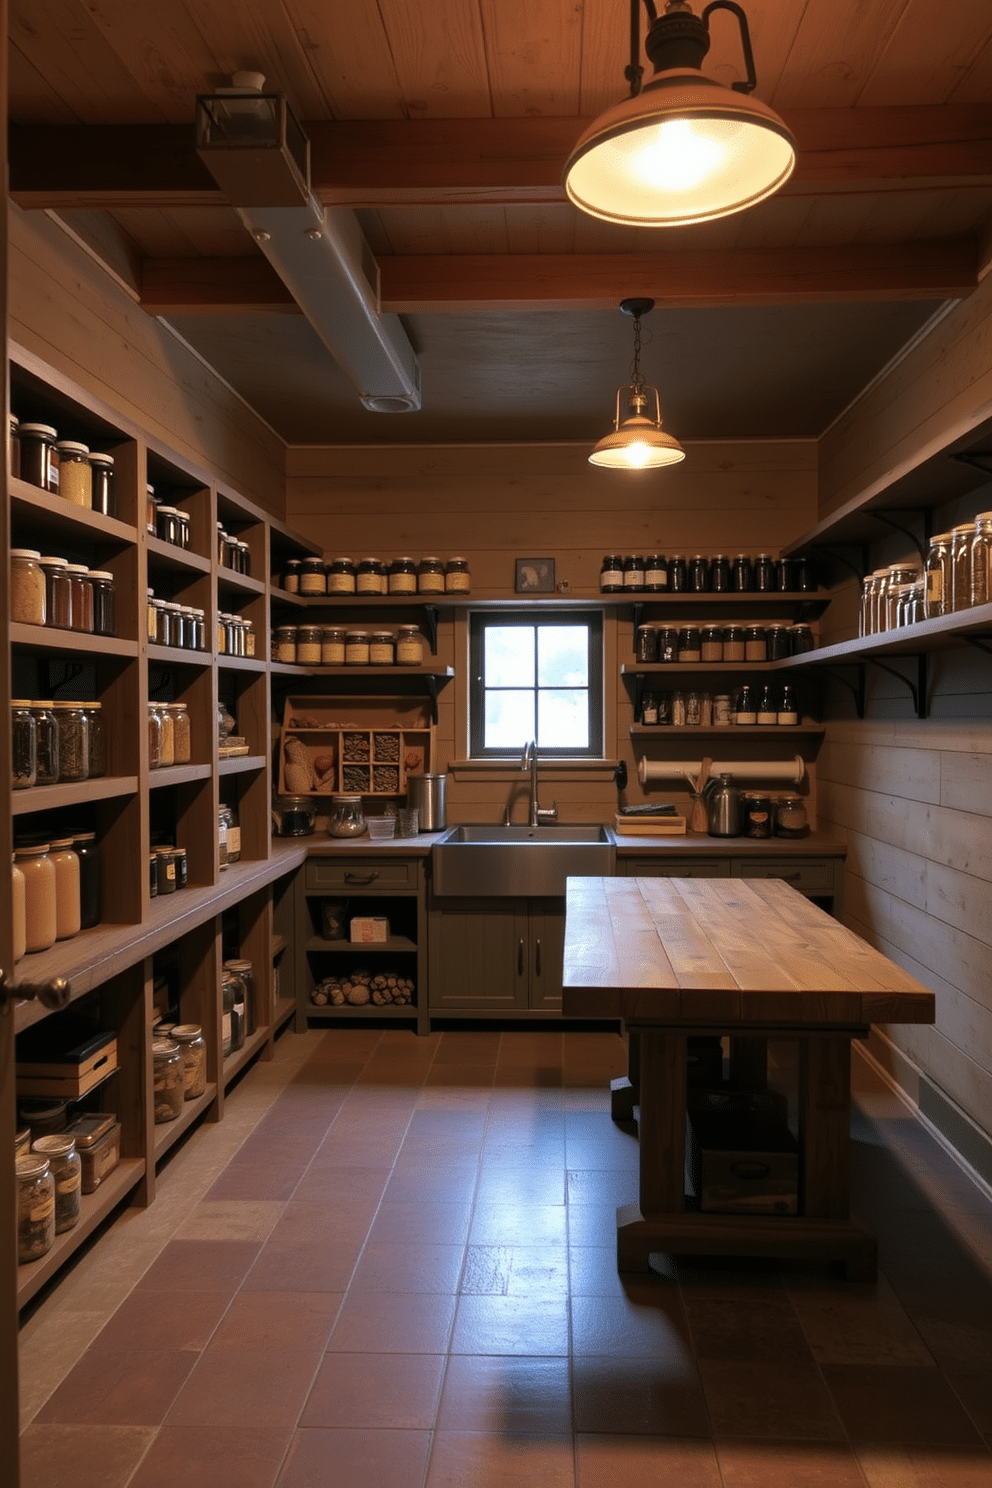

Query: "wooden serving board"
left=613, top=815, right=687, bottom=836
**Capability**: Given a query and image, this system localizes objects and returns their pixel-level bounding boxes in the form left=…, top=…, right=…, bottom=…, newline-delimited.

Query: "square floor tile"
left=209, top=1291, right=342, bottom=1353
left=699, top=1359, right=845, bottom=1440
left=820, top=1365, right=984, bottom=1444
left=437, top=1355, right=572, bottom=1435
left=426, top=1430, right=575, bottom=1488
left=36, top=1350, right=198, bottom=1426
left=571, top=1291, right=693, bottom=1361
left=19, top=1424, right=155, bottom=1488
left=576, top=1433, right=722, bottom=1488
left=300, top=1352, right=445, bottom=1429
left=134, top=1240, right=262, bottom=1294
left=165, top=1347, right=319, bottom=1429
left=278, top=1427, right=432, bottom=1488
left=715, top=1437, right=869, bottom=1488
left=367, top=1199, right=473, bottom=1246
left=326, top=1290, right=457, bottom=1353
left=682, top=1295, right=815, bottom=1364
left=89, top=1290, right=231, bottom=1355
left=461, top=1245, right=569, bottom=1298
left=854, top=1444, right=992, bottom=1487
left=572, top=1354, right=710, bottom=1437
left=349, top=1242, right=466, bottom=1295
left=128, top=1423, right=293, bottom=1488
left=451, top=1295, right=570, bottom=1356
left=241, top=1236, right=363, bottom=1294
left=469, top=1201, right=568, bottom=1248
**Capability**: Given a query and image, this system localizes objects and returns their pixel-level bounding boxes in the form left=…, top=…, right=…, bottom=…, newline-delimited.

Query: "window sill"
left=449, top=758, right=620, bottom=780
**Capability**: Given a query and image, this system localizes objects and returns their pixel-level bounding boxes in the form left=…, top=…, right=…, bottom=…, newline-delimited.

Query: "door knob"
left=0, top=970, right=72, bottom=1011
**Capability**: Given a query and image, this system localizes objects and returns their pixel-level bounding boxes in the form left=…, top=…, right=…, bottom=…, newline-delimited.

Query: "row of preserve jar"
left=860, top=516, right=992, bottom=634
left=281, top=555, right=470, bottom=596
left=12, top=832, right=102, bottom=957
left=11, top=550, right=116, bottom=634
left=634, top=623, right=816, bottom=664
left=273, top=625, right=425, bottom=666
left=11, top=417, right=116, bottom=513
left=12, top=700, right=106, bottom=789
left=601, top=552, right=816, bottom=594
left=16, top=1110, right=122, bottom=1265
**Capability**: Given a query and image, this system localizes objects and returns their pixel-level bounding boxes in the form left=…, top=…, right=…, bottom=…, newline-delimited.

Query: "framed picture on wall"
left=515, top=558, right=555, bottom=593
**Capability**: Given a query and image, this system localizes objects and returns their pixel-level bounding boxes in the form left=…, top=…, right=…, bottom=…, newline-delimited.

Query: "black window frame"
left=468, top=608, right=604, bottom=760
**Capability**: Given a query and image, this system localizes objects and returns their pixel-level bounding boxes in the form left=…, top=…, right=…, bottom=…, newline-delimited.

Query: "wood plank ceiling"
left=8, top=0, right=992, bottom=444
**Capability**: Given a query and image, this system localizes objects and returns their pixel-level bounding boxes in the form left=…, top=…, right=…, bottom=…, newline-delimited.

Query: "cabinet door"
left=428, top=900, right=528, bottom=1010
left=528, top=899, right=565, bottom=1010
left=622, top=858, right=731, bottom=878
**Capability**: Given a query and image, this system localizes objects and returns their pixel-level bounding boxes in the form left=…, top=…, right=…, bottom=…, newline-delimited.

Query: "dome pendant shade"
left=589, top=386, right=685, bottom=470
left=565, top=68, right=796, bottom=227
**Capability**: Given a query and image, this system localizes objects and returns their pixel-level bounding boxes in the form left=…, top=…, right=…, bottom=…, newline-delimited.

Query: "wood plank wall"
left=8, top=206, right=285, bottom=512
left=286, top=440, right=818, bottom=825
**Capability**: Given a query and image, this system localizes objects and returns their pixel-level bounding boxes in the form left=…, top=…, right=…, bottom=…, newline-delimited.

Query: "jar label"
left=418, top=575, right=444, bottom=593
left=30, top=1197, right=55, bottom=1223
left=389, top=575, right=417, bottom=594
left=356, top=574, right=386, bottom=594
left=328, top=574, right=356, bottom=593
left=57, top=1174, right=81, bottom=1195
left=227, top=828, right=241, bottom=856
left=445, top=573, right=471, bottom=591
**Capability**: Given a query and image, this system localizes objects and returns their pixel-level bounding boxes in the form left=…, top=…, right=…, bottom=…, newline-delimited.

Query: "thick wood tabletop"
left=562, top=877, right=935, bottom=1028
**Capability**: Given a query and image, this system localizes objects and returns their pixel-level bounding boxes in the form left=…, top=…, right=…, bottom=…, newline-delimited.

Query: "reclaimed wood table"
left=562, top=876, right=935, bottom=1281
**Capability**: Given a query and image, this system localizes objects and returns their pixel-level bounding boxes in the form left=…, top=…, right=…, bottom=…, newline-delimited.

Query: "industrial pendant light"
left=565, top=0, right=796, bottom=228
left=589, top=299, right=685, bottom=470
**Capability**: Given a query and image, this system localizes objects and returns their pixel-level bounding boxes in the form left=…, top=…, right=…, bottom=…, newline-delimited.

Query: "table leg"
left=618, top=1030, right=686, bottom=1271
left=610, top=1028, right=639, bottom=1123
left=799, top=1035, right=851, bottom=1221
left=728, top=1035, right=767, bottom=1091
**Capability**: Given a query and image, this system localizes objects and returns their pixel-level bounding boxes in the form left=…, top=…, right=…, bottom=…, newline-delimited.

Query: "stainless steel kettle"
left=706, top=774, right=743, bottom=837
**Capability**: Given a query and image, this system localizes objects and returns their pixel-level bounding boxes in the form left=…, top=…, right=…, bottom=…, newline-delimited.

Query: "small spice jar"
left=65, top=564, right=94, bottom=633
left=174, top=508, right=191, bottom=550
left=396, top=625, right=424, bottom=665
left=388, top=556, right=418, bottom=595
left=356, top=557, right=388, bottom=595
left=53, top=701, right=89, bottom=782
left=149, top=853, right=158, bottom=896
left=326, top=557, right=356, bottom=594
left=635, top=625, right=658, bottom=663
left=417, top=557, right=446, bottom=594
left=345, top=629, right=370, bottom=665
left=282, top=558, right=301, bottom=592
left=17, top=1153, right=55, bottom=1263
left=89, top=570, right=116, bottom=636
left=731, top=554, right=752, bottom=591
left=49, top=837, right=82, bottom=940
left=11, top=701, right=37, bottom=789
left=274, top=625, right=297, bottom=663
left=89, top=452, right=115, bottom=516
left=234, top=539, right=250, bottom=574
left=30, top=703, right=58, bottom=786
left=744, top=625, right=767, bottom=661
left=54, top=440, right=91, bottom=506
left=167, top=702, right=191, bottom=764
left=296, top=625, right=323, bottom=664
left=19, top=423, right=59, bottom=492
left=766, top=623, right=792, bottom=661
left=172, top=1024, right=207, bottom=1099
left=155, top=847, right=179, bottom=895
left=623, top=554, right=646, bottom=591
left=155, top=504, right=181, bottom=546
left=700, top=625, right=723, bottom=662
left=369, top=629, right=395, bottom=664
left=15, top=842, right=57, bottom=952
left=445, top=557, right=471, bottom=593
left=72, top=831, right=101, bottom=929
left=687, top=555, right=709, bottom=592
left=297, top=555, right=326, bottom=595
left=644, top=554, right=668, bottom=591
left=32, top=1134, right=81, bottom=1233
left=11, top=549, right=47, bottom=624
left=677, top=625, right=701, bottom=662
left=743, top=792, right=774, bottom=838
left=153, top=1038, right=185, bottom=1123
left=723, top=624, right=746, bottom=662
left=599, top=555, right=624, bottom=592
left=320, top=626, right=346, bottom=665
left=787, top=623, right=815, bottom=655
left=656, top=626, right=679, bottom=663
left=41, top=556, right=73, bottom=630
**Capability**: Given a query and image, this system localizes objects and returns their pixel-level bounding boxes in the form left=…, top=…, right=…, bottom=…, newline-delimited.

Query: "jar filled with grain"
left=157, top=702, right=175, bottom=767
left=152, top=1038, right=184, bottom=1123
left=11, top=702, right=37, bottom=790
left=89, top=452, right=115, bottom=516
left=30, top=703, right=59, bottom=786
left=321, top=626, right=346, bottom=665
left=744, top=625, right=767, bottom=661
left=84, top=702, right=107, bottom=778
left=31, top=1134, right=81, bottom=1233
left=171, top=1024, right=207, bottom=1098
left=17, top=1154, right=55, bottom=1263
left=388, top=557, right=418, bottom=594
left=326, top=557, right=356, bottom=594
left=417, top=557, right=445, bottom=594
left=396, top=625, right=424, bottom=665
left=299, top=556, right=326, bottom=595
left=969, top=512, right=992, bottom=608
left=282, top=558, right=301, bottom=592
left=345, top=629, right=370, bottom=664
left=369, top=629, right=395, bottom=664
left=950, top=523, right=976, bottom=612
left=54, top=440, right=91, bottom=506
left=155, top=847, right=179, bottom=895
left=296, top=625, right=323, bottom=664
left=11, top=549, right=46, bottom=624
left=53, top=702, right=89, bottom=782
left=14, top=843, right=57, bottom=952
left=445, top=558, right=471, bottom=593
left=49, top=838, right=81, bottom=940
left=274, top=625, right=297, bottom=663
left=65, top=564, right=94, bottom=633
left=356, top=557, right=388, bottom=595
left=167, top=702, right=191, bottom=764
left=19, top=423, right=59, bottom=492
left=41, top=556, right=73, bottom=630
left=723, top=624, right=746, bottom=662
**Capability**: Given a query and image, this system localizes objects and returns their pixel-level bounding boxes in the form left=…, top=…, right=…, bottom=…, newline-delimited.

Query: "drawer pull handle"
left=344, top=871, right=379, bottom=885
left=781, top=871, right=801, bottom=881
left=535, top=938, right=542, bottom=976
left=518, top=939, right=525, bottom=976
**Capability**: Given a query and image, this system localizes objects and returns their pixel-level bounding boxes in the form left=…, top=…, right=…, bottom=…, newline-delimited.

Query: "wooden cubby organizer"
left=278, top=694, right=433, bottom=799
left=4, top=345, right=319, bottom=1312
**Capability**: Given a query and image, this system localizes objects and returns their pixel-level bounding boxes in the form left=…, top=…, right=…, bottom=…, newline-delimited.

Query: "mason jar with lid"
left=32, top=1133, right=81, bottom=1233
left=11, top=549, right=46, bottom=624
left=656, top=626, right=679, bottom=663
left=174, top=508, right=191, bottom=550
left=388, top=556, right=418, bottom=594
left=356, top=557, right=388, bottom=595
left=167, top=702, right=191, bottom=764
left=234, top=539, right=251, bottom=575
left=776, top=556, right=795, bottom=592
left=924, top=532, right=952, bottom=619
left=445, top=558, right=471, bottom=593
left=15, top=843, right=57, bottom=952
left=155, top=847, right=179, bottom=895
left=30, top=703, right=58, bottom=786
left=417, top=557, right=445, bottom=594
left=677, top=625, right=701, bottom=662
left=17, top=1154, right=55, bottom=1263
left=731, top=554, right=752, bottom=592
left=744, top=625, right=767, bottom=661
left=73, top=831, right=101, bottom=929
left=700, top=626, right=723, bottom=662
left=326, top=557, right=356, bottom=594
left=19, top=423, right=59, bottom=492
left=709, top=555, right=731, bottom=592
left=668, top=554, right=688, bottom=591
left=766, top=623, right=792, bottom=661
left=599, top=555, right=624, bottom=592
left=11, top=702, right=36, bottom=789
left=89, top=570, right=116, bottom=636
left=723, top=624, right=745, bottom=662
left=222, top=968, right=247, bottom=1055
left=89, top=452, right=115, bottom=516
left=65, top=564, right=94, bottom=633
left=153, top=1039, right=184, bottom=1123
left=687, top=555, right=709, bottom=592
left=753, top=553, right=776, bottom=591
left=156, top=504, right=182, bottom=546
left=220, top=802, right=240, bottom=863
left=396, top=625, right=424, bottom=665
left=282, top=558, right=301, bottom=592
left=950, top=523, right=976, bottom=611
left=83, top=702, right=106, bottom=778
left=148, top=702, right=163, bottom=769
left=53, top=701, right=89, bottom=782
left=8, top=414, right=20, bottom=478
left=369, top=629, right=395, bottom=664
left=970, top=512, right=992, bottom=607
left=296, top=625, right=323, bottom=664
left=859, top=572, right=878, bottom=636
left=327, top=792, right=366, bottom=838
left=296, top=556, right=325, bottom=595
left=171, top=1024, right=206, bottom=1099
left=622, top=555, right=645, bottom=591
left=274, top=625, right=297, bottom=663
left=41, top=556, right=73, bottom=630
left=54, top=440, right=91, bottom=506
left=224, top=958, right=257, bottom=1036
left=886, top=565, right=918, bottom=629
left=319, top=626, right=346, bottom=665
left=345, top=629, right=370, bottom=664
left=787, top=623, right=815, bottom=654
left=644, top=554, right=668, bottom=591
left=635, top=625, right=658, bottom=663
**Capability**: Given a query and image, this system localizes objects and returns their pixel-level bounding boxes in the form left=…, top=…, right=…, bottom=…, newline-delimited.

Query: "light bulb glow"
left=621, top=441, right=652, bottom=468
left=631, top=118, right=725, bottom=191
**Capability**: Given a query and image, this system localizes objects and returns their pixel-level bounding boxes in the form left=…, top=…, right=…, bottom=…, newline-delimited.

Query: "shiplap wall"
left=8, top=206, right=285, bottom=513
left=286, top=439, right=819, bottom=824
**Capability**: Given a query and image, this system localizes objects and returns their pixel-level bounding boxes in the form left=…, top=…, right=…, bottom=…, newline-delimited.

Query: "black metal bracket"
left=632, top=600, right=643, bottom=650
left=816, top=545, right=869, bottom=586
left=422, top=604, right=439, bottom=656
left=962, top=632, right=992, bottom=659
left=867, top=654, right=928, bottom=719
left=45, top=660, right=86, bottom=697
left=424, top=673, right=439, bottom=725
left=951, top=450, right=992, bottom=477
left=868, top=507, right=933, bottom=565
left=819, top=664, right=865, bottom=719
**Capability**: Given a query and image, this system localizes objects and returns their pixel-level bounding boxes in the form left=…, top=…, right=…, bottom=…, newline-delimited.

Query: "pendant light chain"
left=630, top=311, right=646, bottom=393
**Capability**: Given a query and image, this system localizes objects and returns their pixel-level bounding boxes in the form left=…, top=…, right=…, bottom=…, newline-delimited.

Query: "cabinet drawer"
left=306, top=857, right=418, bottom=891
left=625, top=858, right=731, bottom=878
left=733, top=858, right=839, bottom=895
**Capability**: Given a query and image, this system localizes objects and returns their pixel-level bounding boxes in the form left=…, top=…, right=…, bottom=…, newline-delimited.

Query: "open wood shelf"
left=218, top=570, right=266, bottom=598
left=10, top=478, right=138, bottom=544
left=304, top=1003, right=419, bottom=1022
left=782, top=601, right=992, bottom=663
left=146, top=642, right=210, bottom=667
left=217, top=654, right=266, bottom=673
left=16, top=1158, right=147, bottom=1309
left=305, top=934, right=417, bottom=954
left=153, top=1085, right=218, bottom=1161
left=145, top=534, right=212, bottom=574
left=217, top=754, right=267, bottom=777
left=222, top=1027, right=269, bottom=1086
left=10, top=622, right=138, bottom=657
left=148, top=763, right=213, bottom=789
left=12, top=776, right=139, bottom=814
left=630, top=724, right=824, bottom=738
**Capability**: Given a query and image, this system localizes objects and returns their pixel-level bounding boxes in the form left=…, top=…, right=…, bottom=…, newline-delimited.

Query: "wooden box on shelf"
left=278, top=694, right=433, bottom=798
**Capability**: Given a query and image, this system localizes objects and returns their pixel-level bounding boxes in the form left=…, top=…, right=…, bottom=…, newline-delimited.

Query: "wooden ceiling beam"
left=11, top=105, right=992, bottom=210
left=138, top=241, right=977, bottom=318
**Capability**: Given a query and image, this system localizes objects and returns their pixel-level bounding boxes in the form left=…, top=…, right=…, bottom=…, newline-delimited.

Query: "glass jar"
left=778, top=684, right=799, bottom=725
left=147, top=703, right=163, bottom=770
left=274, top=625, right=297, bottom=663
left=635, top=625, right=658, bottom=663
left=417, top=557, right=445, bottom=594
left=173, top=845, right=188, bottom=889
left=886, top=565, right=918, bottom=629
left=641, top=691, right=658, bottom=724
left=157, top=702, right=175, bottom=767
left=156, top=504, right=181, bottom=546
left=54, top=440, right=91, bottom=506
left=685, top=690, right=702, bottom=726
left=8, top=414, right=20, bottom=478
left=644, top=554, right=668, bottom=592
left=753, top=553, right=776, bottom=592
left=656, top=626, right=679, bottom=663
left=12, top=855, right=26, bottom=961
left=599, top=554, right=624, bottom=592
left=668, top=554, right=687, bottom=591
left=670, top=690, right=686, bottom=726
left=89, top=452, right=115, bottom=516
left=327, top=793, right=367, bottom=838
left=709, top=554, right=731, bottom=592
left=356, top=557, right=388, bottom=595
left=296, top=625, right=323, bottom=664
left=235, top=540, right=250, bottom=575
left=282, top=558, right=301, bottom=592
left=11, top=702, right=37, bottom=789
left=787, top=624, right=815, bottom=655
left=743, top=793, right=773, bottom=838
left=321, top=626, right=346, bottom=665
left=155, top=847, right=179, bottom=895
left=950, top=523, right=976, bottom=612
left=677, top=626, right=701, bottom=662
left=731, top=554, right=752, bottom=592
left=396, top=625, right=424, bottom=665
left=84, top=702, right=107, bottom=778
left=17, top=1154, right=55, bottom=1263
left=153, top=1038, right=185, bottom=1123
left=388, top=556, right=418, bottom=595
left=15, top=843, right=57, bottom=952
left=41, top=556, right=73, bottom=630
left=221, top=969, right=247, bottom=1056
left=65, top=564, right=94, bottom=633
left=19, top=423, right=59, bottom=492
left=72, top=831, right=101, bottom=929
left=326, top=557, right=356, bottom=594
left=89, top=570, right=116, bottom=636
left=766, top=623, right=792, bottom=661
left=859, top=572, right=878, bottom=636
left=723, top=624, right=745, bottom=662
left=172, top=1025, right=207, bottom=1099
left=369, top=629, right=395, bottom=664
left=190, top=608, right=207, bottom=651
left=794, top=555, right=816, bottom=592
left=687, top=555, right=709, bottom=592
left=744, top=625, right=767, bottom=661
left=224, top=959, right=257, bottom=1036
left=32, top=1134, right=81, bottom=1233
left=149, top=852, right=158, bottom=897
left=700, top=626, right=723, bottom=662
left=445, top=557, right=471, bottom=593
left=49, top=837, right=82, bottom=940
left=174, top=509, right=191, bottom=551
left=222, top=802, right=241, bottom=863
left=774, top=793, right=809, bottom=837
left=713, top=693, right=732, bottom=726
left=167, top=702, right=191, bottom=764
left=756, top=685, right=777, bottom=725
left=31, top=703, right=60, bottom=786
left=11, top=549, right=47, bottom=624
left=924, top=532, right=952, bottom=619
left=776, top=556, right=795, bottom=592
left=735, top=685, right=757, bottom=725
left=970, top=512, right=992, bottom=607
left=345, top=629, right=370, bottom=665
left=146, top=484, right=157, bottom=533
left=53, top=702, right=89, bottom=781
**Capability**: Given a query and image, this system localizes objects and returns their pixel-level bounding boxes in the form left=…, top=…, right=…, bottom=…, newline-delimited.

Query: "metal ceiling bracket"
left=819, top=664, right=865, bottom=719
left=867, top=654, right=928, bottom=719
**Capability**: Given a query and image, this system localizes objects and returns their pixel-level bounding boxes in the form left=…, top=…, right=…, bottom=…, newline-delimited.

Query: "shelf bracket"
left=868, top=508, right=932, bottom=565
left=867, top=654, right=929, bottom=719
left=424, top=673, right=439, bottom=725
left=818, top=545, right=868, bottom=586
left=819, top=664, right=865, bottom=719
left=962, top=632, right=992, bottom=659
left=45, top=660, right=86, bottom=697
left=951, top=450, right=992, bottom=478
left=632, top=601, right=643, bottom=650
left=422, top=604, right=439, bottom=656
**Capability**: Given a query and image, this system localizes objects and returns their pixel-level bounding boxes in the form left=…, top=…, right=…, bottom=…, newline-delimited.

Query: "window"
left=469, top=610, right=603, bottom=759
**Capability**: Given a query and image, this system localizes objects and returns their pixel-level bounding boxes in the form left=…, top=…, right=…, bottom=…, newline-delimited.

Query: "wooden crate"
left=279, top=695, right=433, bottom=798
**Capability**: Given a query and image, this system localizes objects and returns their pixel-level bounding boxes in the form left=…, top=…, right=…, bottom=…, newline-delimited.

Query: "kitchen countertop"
left=292, top=828, right=847, bottom=858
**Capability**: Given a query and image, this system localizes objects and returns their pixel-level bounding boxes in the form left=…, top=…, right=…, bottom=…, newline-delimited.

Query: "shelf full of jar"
left=630, top=724, right=824, bottom=738
left=10, top=475, right=138, bottom=546
left=783, top=599, right=992, bottom=664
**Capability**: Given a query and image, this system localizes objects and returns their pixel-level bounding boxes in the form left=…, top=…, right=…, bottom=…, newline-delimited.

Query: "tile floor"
left=17, top=1025, right=992, bottom=1488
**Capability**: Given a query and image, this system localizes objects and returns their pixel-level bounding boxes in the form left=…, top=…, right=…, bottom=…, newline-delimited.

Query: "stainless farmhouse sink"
left=432, top=824, right=614, bottom=897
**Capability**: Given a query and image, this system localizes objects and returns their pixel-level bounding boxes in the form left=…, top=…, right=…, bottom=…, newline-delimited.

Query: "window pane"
left=538, top=689, right=589, bottom=748
left=538, top=625, right=589, bottom=687
left=486, top=626, right=535, bottom=687
left=485, top=690, right=535, bottom=748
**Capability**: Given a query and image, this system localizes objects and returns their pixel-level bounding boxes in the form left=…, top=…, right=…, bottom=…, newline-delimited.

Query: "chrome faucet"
left=521, top=740, right=558, bottom=827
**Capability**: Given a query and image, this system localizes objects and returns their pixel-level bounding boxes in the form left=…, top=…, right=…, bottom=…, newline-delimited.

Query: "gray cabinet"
left=620, top=853, right=844, bottom=915
left=428, top=896, right=565, bottom=1015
